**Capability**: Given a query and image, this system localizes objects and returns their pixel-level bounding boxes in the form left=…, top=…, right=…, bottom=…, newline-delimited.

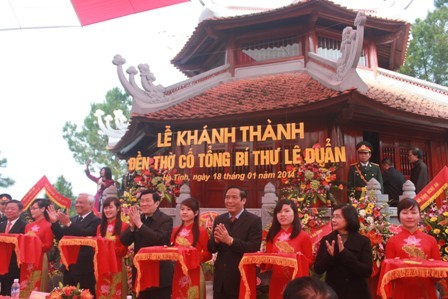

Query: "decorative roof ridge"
left=195, top=0, right=409, bottom=24
left=376, top=68, right=448, bottom=97
left=113, top=54, right=233, bottom=114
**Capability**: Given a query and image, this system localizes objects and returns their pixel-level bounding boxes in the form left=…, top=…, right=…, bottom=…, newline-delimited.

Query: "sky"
left=0, top=0, right=435, bottom=200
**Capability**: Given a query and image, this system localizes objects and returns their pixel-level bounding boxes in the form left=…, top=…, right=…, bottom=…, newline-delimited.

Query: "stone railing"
left=161, top=178, right=419, bottom=227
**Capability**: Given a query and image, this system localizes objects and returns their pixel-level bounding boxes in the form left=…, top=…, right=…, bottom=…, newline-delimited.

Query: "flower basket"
left=46, top=283, right=93, bottom=299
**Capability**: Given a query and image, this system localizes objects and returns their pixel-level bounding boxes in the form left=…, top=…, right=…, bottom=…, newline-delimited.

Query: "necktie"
left=230, top=216, right=236, bottom=223
left=77, top=216, right=83, bottom=223
left=5, top=221, right=12, bottom=234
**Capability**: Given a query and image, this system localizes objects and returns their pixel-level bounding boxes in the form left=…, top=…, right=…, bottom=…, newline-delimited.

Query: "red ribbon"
left=133, top=246, right=200, bottom=297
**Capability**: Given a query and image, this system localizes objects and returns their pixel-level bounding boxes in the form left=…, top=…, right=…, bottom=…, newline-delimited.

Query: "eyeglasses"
left=358, top=152, right=370, bottom=155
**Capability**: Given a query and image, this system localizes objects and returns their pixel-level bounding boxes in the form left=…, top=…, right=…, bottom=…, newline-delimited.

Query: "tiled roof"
left=364, top=79, right=448, bottom=119
left=143, top=72, right=448, bottom=121
left=143, top=73, right=344, bottom=120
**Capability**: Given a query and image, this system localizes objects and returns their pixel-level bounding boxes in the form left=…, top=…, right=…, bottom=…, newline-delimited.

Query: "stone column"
left=261, top=182, right=278, bottom=227
left=366, top=177, right=389, bottom=217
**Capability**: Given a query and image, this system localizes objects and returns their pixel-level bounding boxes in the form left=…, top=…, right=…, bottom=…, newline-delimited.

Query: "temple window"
left=317, top=36, right=367, bottom=67
left=236, top=35, right=302, bottom=65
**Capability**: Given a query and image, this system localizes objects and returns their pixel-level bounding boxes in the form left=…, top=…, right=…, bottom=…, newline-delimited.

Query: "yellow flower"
left=297, top=197, right=304, bottom=202
left=433, top=228, right=441, bottom=234
left=430, top=217, right=438, bottom=222
left=445, top=228, right=448, bottom=234
left=443, top=255, right=448, bottom=262
left=303, top=214, right=309, bottom=220
left=443, top=212, right=448, bottom=217
left=352, top=204, right=358, bottom=208
left=365, top=208, right=373, bottom=215
left=367, top=203, right=374, bottom=209
left=445, top=247, right=448, bottom=254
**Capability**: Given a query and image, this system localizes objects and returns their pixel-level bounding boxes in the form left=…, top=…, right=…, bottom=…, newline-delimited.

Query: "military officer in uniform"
left=347, top=141, right=383, bottom=199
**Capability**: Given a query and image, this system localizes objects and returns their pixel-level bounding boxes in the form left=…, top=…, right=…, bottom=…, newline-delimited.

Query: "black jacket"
left=0, top=218, right=26, bottom=286
left=120, top=208, right=173, bottom=289
left=314, top=230, right=373, bottom=299
left=383, top=167, right=406, bottom=206
left=410, top=159, right=430, bottom=194
left=51, top=212, right=101, bottom=275
left=207, top=210, right=262, bottom=298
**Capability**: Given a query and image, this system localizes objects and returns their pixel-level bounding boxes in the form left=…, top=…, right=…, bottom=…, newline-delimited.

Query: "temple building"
left=103, top=0, right=448, bottom=208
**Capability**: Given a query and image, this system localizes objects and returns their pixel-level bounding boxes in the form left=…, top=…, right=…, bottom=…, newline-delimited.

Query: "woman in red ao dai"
left=265, top=199, right=313, bottom=299
left=171, top=198, right=212, bottom=299
left=385, top=198, right=441, bottom=299
left=96, top=196, right=129, bottom=298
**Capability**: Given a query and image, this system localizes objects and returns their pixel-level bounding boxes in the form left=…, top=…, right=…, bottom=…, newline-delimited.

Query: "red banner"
left=21, top=176, right=72, bottom=210
left=0, top=234, right=44, bottom=298
left=377, top=258, right=448, bottom=299
left=415, top=166, right=448, bottom=210
left=133, top=246, right=200, bottom=297
left=58, top=236, right=119, bottom=298
left=238, top=252, right=309, bottom=299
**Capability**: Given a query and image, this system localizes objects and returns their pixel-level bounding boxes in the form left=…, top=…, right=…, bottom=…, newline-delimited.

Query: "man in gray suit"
left=208, top=186, right=262, bottom=299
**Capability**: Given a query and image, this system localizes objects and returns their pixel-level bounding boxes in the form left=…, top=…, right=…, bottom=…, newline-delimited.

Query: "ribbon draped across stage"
left=58, top=236, right=118, bottom=297
left=377, top=258, right=448, bottom=299
left=0, top=234, right=43, bottom=297
left=238, top=252, right=310, bottom=299
left=133, top=246, right=201, bottom=297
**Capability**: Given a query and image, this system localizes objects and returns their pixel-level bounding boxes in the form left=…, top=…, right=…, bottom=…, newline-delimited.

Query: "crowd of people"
left=0, top=185, right=444, bottom=299
left=0, top=148, right=437, bottom=299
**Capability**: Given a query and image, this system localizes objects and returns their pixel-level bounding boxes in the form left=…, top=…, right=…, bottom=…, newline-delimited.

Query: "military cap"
left=356, top=141, right=373, bottom=153
left=0, top=193, right=12, bottom=203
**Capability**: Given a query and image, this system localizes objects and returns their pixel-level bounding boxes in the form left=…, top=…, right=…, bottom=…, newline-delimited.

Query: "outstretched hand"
left=47, top=205, right=58, bottom=223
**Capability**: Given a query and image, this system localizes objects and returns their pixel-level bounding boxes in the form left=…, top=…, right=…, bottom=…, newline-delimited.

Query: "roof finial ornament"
left=138, top=63, right=165, bottom=99
left=94, top=109, right=129, bottom=148
left=334, top=11, right=367, bottom=81
left=113, top=55, right=167, bottom=113
left=306, top=11, right=368, bottom=92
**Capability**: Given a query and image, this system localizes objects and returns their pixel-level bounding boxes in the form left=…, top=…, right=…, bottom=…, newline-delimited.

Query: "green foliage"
left=62, top=87, right=132, bottom=182
left=400, top=5, right=448, bottom=86
left=435, top=0, right=448, bottom=9
left=0, top=155, right=15, bottom=188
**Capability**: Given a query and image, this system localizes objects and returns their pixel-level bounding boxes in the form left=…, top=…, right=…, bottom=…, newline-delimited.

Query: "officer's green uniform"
left=348, top=161, right=383, bottom=198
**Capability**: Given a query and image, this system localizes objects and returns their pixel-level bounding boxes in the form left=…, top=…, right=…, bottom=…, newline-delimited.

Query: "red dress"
left=25, top=217, right=54, bottom=252
left=385, top=228, right=441, bottom=299
left=265, top=228, right=313, bottom=299
left=96, top=219, right=129, bottom=299
left=171, top=224, right=212, bottom=299
left=22, top=218, right=54, bottom=294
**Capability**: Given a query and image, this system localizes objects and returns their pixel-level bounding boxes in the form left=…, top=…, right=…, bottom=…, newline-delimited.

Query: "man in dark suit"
left=0, top=193, right=12, bottom=223
left=0, top=199, right=26, bottom=295
left=208, top=186, right=262, bottom=299
left=409, top=147, right=430, bottom=194
left=347, top=141, right=383, bottom=199
left=120, top=189, right=173, bottom=299
left=48, top=193, right=100, bottom=296
left=381, top=158, right=406, bottom=207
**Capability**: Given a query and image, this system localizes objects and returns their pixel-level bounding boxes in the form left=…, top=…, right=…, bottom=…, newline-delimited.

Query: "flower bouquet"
left=422, top=199, right=448, bottom=262
left=350, top=192, right=395, bottom=275
left=280, top=161, right=339, bottom=207
left=47, top=283, right=93, bottom=299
